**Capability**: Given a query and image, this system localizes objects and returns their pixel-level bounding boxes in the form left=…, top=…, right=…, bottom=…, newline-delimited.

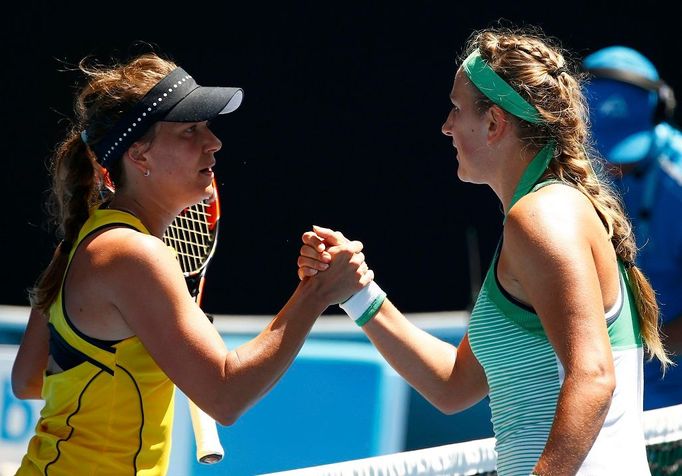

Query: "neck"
left=489, top=142, right=543, bottom=216
left=108, top=193, right=177, bottom=238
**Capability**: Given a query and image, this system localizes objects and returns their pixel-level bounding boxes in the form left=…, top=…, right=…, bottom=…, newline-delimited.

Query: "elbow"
left=431, top=394, right=460, bottom=415
left=212, top=401, right=249, bottom=427
left=435, top=399, right=472, bottom=416
left=589, top=361, right=616, bottom=403
left=437, top=404, right=460, bottom=416
left=567, top=363, right=615, bottom=410
left=594, top=370, right=616, bottom=406
left=11, top=384, right=28, bottom=400
left=427, top=391, right=477, bottom=416
left=11, top=379, right=40, bottom=400
left=418, top=377, right=486, bottom=415
left=214, top=412, right=240, bottom=427
left=11, top=366, right=43, bottom=400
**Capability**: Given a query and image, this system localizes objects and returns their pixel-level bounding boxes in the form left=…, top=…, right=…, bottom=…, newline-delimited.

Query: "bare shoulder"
left=504, top=183, right=600, bottom=257
left=90, top=227, right=172, bottom=262
left=86, top=226, right=182, bottom=288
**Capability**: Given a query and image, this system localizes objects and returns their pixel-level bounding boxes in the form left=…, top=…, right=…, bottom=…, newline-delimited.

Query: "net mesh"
left=261, top=403, right=682, bottom=476
left=644, top=404, right=682, bottom=476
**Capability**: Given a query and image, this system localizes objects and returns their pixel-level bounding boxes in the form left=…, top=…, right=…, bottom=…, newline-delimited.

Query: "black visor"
left=87, top=67, right=243, bottom=168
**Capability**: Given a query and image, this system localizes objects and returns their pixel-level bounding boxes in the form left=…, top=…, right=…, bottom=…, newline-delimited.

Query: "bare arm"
left=106, top=229, right=368, bottom=425
left=364, top=303, right=488, bottom=414
left=299, top=226, right=489, bottom=414
left=505, top=188, right=616, bottom=475
left=11, top=307, right=50, bottom=399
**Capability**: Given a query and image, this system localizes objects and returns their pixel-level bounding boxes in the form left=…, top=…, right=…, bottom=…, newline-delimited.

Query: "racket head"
left=163, top=180, right=221, bottom=295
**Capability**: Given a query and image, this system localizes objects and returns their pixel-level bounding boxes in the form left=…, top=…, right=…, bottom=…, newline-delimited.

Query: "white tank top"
left=468, top=245, right=649, bottom=475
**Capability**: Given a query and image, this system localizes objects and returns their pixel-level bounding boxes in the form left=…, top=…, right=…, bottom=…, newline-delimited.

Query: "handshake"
left=296, top=225, right=386, bottom=326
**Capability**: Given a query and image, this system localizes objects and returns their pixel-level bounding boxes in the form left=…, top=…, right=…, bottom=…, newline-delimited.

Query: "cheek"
left=458, top=124, right=486, bottom=155
left=454, top=132, right=475, bottom=158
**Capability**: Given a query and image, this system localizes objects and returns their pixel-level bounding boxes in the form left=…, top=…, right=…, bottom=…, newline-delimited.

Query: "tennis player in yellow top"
left=11, top=50, right=372, bottom=475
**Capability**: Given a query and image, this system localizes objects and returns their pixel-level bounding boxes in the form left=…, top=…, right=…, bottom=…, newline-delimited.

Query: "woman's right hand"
left=298, top=226, right=374, bottom=305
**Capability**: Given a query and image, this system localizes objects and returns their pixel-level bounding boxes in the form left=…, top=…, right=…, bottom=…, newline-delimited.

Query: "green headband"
left=461, top=49, right=543, bottom=124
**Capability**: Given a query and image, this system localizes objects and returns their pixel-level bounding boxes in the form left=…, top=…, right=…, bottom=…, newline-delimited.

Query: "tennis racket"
left=163, top=179, right=224, bottom=464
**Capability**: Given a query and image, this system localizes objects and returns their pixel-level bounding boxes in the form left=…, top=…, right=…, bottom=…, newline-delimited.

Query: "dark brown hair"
left=30, top=53, right=176, bottom=313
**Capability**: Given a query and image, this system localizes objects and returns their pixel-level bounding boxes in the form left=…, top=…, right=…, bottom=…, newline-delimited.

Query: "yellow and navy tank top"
left=18, top=209, right=175, bottom=476
left=468, top=183, right=649, bottom=475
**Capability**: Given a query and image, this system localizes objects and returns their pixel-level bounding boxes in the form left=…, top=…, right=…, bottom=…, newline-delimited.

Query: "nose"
left=441, top=111, right=453, bottom=136
left=205, top=128, right=222, bottom=154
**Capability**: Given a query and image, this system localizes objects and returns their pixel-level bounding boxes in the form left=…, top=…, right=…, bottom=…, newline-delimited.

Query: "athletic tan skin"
left=297, top=70, right=625, bottom=476
left=12, top=119, right=373, bottom=426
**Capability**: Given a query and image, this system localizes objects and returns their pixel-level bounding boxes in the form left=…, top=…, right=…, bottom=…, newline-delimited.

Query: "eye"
left=184, top=124, right=198, bottom=134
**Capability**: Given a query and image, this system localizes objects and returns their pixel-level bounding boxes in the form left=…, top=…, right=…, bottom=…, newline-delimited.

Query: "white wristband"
left=339, top=281, right=386, bottom=326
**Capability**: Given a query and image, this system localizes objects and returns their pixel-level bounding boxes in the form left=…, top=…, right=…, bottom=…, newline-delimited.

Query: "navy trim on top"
left=44, top=370, right=106, bottom=475
left=48, top=323, right=114, bottom=376
left=61, top=222, right=140, bottom=352
left=117, top=364, right=144, bottom=474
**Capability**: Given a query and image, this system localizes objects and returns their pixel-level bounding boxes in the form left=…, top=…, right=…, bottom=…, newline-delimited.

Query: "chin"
left=183, top=190, right=211, bottom=209
left=456, top=167, right=471, bottom=183
left=203, top=182, right=215, bottom=200
left=458, top=170, right=489, bottom=186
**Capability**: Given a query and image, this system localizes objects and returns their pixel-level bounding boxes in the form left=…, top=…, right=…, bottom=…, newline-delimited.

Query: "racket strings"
left=163, top=201, right=216, bottom=274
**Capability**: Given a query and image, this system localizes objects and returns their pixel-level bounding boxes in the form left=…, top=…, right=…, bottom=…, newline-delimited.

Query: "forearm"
left=216, top=279, right=328, bottom=423
left=12, top=308, right=50, bottom=399
left=362, top=299, right=481, bottom=413
left=533, top=373, right=613, bottom=475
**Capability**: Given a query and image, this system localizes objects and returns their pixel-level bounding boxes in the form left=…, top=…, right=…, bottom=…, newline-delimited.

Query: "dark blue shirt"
left=613, top=123, right=682, bottom=410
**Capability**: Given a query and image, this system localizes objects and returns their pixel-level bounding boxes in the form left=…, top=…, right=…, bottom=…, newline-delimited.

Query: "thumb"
left=312, top=225, right=348, bottom=245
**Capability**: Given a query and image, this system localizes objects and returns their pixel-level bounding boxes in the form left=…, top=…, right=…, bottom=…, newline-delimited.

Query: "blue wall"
left=1, top=309, right=493, bottom=475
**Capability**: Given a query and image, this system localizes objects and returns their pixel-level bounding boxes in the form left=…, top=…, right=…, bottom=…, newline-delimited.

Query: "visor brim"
left=164, top=87, right=243, bottom=122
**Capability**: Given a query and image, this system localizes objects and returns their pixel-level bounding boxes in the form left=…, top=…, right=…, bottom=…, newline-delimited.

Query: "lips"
left=200, top=162, right=216, bottom=175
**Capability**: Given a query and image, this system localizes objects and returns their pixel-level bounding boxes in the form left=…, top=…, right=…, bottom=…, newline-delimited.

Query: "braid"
left=30, top=52, right=177, bottom=314
left=30, top=129, right=101, bottom=312
left=464, top=26, right=670, bottom=368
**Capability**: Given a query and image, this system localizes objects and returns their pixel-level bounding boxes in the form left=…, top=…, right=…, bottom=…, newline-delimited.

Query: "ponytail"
left=29, top=129, right=101, bottom=314
left=627, top=265, right=670, bottom=369
left=29, top=52, right=177, bottom=314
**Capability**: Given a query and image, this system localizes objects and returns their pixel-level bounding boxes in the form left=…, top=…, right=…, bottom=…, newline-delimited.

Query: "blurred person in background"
left=583, top=46, right=682, bottom=410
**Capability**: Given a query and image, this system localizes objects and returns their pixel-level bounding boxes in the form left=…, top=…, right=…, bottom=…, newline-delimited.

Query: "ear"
left=123, top=141, right=150, bottom=175
left=486, top=105, right=509, bottom=145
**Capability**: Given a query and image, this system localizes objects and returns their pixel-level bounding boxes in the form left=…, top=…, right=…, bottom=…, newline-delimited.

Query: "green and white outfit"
left=462, top=49, right=650, bottom=475
left=468, top=198, right=648, bottom=475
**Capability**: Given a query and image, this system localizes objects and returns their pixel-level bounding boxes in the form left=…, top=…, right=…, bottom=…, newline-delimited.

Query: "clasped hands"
left=297, top=225, right=374, bottom=305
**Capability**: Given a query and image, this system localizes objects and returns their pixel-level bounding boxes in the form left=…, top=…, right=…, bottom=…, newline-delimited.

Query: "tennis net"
left=261, top=403, right=682, bottom=476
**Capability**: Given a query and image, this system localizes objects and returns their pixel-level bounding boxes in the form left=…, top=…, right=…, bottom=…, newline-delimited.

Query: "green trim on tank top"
left=487, top=178, right=643, bottom=347
left=484, top=255, right=642, bottom=348
left=611, top=261, right=643, bottom=350
left=486, top=178, right=566, bottom=337
left=504, top=142, right=556, bottom=224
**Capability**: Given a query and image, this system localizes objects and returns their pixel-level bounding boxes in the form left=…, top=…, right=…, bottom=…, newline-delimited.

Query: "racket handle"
left=188, top=399, right=224, bottom=464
